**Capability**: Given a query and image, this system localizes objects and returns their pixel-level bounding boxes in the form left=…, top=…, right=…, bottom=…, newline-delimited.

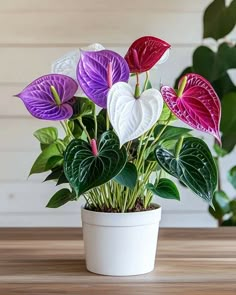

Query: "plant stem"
left=143, top=71, right=149, bottom=91
left=78, top=117, right=91, bottom=142
left=106, top=111, right=110, bottom=131
left=94, top=112, right=98, bottom=140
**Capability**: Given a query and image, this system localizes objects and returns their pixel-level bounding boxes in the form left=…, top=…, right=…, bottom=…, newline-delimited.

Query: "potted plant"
left=15, top=36, right=220, bottom=276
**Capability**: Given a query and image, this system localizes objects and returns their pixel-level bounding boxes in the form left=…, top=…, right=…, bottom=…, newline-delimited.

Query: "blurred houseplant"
left=175, top=0, right=236, bottom=226
left=15, top=36, right=220, bottom=275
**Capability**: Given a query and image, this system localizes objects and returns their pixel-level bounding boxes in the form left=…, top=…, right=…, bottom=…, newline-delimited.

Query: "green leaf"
left=44, top=168, right=62, bottom=182
left=158, top=103, right=176, bottom=122
left=154, top=125, right=192, bottom=142
left=64, top=131, right=127, bottom=196
left=213, top=143, right=228, bottom=157
left=45, top=155, right=63, bottom=171
left=71, top=97, right=95, bottom=119
left=203, top=0, right=236, bottom=40
left=227, top=166, right=236, bottom=189
left=30, top=143, right=61, bottom=175
left=146, top=178, right=180, bottom=200
left=46, top=188, right=75, bottom=208
left=221, top=92, right=236, bottom=152
left=34, top=127, right=58, bottom=145
left=209, top=190, right=230, bottom=219
left=113, top=162, right=138, bottom=189
left=155, top=137, right=217, bottom=203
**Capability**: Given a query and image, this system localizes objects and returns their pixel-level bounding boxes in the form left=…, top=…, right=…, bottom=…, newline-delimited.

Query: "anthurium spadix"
left=107, top=82, right=164, bottom=146
left=161, top=73, right=221, bottom=144
left=124, top=36, right=171, bottom=73
left=15, top=74, right=78, bottom=120
left=51, top=43, right=105, bottom=97
left=77, top=50, right=130, bottom=108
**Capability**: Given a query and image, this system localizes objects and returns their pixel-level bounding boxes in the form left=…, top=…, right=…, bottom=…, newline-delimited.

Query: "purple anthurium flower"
left=77, top=50, right=130, bottom=108
left=15, top=74, right=78, bottom=120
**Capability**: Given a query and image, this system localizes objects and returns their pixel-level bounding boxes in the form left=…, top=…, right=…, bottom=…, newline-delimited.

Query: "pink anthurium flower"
left=161, top=73, right=221, bottom=144
left=125, top=36, right=171, bottom=73
left=15, top=74, right=78, bottom=120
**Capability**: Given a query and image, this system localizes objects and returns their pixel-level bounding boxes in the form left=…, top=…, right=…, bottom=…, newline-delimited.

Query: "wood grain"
left=0, top=228, right=235, bottom=294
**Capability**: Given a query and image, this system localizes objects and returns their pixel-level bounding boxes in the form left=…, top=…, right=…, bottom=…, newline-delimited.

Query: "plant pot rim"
left=81, top=204, right=161, bottom=227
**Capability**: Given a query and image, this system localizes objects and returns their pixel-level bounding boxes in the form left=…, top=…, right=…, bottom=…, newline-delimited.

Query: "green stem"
left=94, top=112, right=98, bottom=140
left=78, top=117, right=91, bottom=142
left=143, top=71, right=149, bottom=91
left=106, top=111, right=110, bottom=131
left=175, top=136, right=184, bottom=158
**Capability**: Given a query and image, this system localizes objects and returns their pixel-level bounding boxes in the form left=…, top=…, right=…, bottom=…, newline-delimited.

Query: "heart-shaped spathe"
left=107, top=82, right=164, bottom=146
left=161, top=73, right=221, bottom=144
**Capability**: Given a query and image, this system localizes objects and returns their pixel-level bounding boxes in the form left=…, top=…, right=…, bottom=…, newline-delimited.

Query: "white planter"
left=81, top=205, right=161, bottom=276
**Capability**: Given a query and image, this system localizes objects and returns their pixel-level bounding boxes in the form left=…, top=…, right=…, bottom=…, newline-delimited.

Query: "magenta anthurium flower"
left=125, top=36, right=171, bottom=73
left=15, top=74, right=78, bottom=120
left=161, top=73, right=221, bottom=144
left=77, top=50, right=130, bottom=108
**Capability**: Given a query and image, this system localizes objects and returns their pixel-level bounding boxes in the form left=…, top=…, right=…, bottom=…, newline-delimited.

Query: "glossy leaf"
left=64, top=131, right=127, bottom=196
left=203, top=0, right=236, bottom=40
left=124, top=36, right=171, bottom=73
left=209, top=190, right=230, bottom=219
left=155, top=137, right=217, bottom=203
left=46, top=188, right=75, bottom=208
left=227, top=166, right=236, bottom=189
left=15, top=74, right=78, bottom=120
left=220, top=92, right=236, bottom=152
left=154, top=125, right=192, bottom=142
left=34, top=127, right=58, bottom=145
left=161, top=73, right=221, bottom=144
left=113, top=162, right=138, bottom=189
left=77, top=50, right=129, bottom=108
left=146, top=178, right=180, bottom=200
left=51, top=43, right=105, bottom=96
left=71, top=97, right=95, bottom=119
left=108, top=82, right=163, bottom=146
left=30, top=143, right=61, bottom=175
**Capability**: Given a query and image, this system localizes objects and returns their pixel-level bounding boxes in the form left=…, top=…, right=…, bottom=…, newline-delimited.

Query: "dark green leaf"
left=221, top=92, right=236, bottom=152
left=46, top=188, right=75, bottom=208
left=146, top=178, right=180, bottom=200
left=34, top=127, right=58, bottom=145
left=56, top=173, right=69, bottom=185
left=227, top=166, right=236, bottom=189
left=203, top=0, right=236, bottom=40
left=64, top=131, right=127, bottom=196
left=155, top=137, right=217, bottom=203
left=113, top=162, right=138, bottom=189
left=45, top=155, right=63, bottom=170
left=44, top=168, right=63, bottom=182
left=154, top=125, right=192, bottom=142
left=209, top=190, right=230, bottom=219
left=71, top=97, right=95, bottom=119
left=30, top=143, right=61, bottom=175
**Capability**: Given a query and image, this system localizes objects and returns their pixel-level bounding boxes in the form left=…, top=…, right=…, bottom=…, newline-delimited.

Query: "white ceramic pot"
left=81, top=205, right=161, bottom=276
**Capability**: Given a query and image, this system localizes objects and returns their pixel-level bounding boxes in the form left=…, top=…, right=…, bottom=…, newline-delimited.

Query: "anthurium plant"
left=15, top=36, right=221, bottom=212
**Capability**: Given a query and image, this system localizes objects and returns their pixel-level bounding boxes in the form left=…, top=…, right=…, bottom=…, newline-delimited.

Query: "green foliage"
left=146, top=178, right=180, bottom=200
left=203, top=0, right=236, bottom=40
left=228, top=166, right=236, bottom=189
left=29, top=143, right=62, bottom=175
left=155, top=137, right=217, bottom=203
left=113, top=162, right=138, bottom=189
left=64, top=131, right=127, bottom=197
left=46, top=188, right=75, bottom=208
left=154, top=125, right=192, bottom=143
left=221, top=92, right=236, bottom=152
left=34, top=127, right=58, bottom=144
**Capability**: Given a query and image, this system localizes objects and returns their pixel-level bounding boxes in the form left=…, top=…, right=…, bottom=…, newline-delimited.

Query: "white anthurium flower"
left=107, top=82, right=163, bottom=146
left=51, top=43, right=105, bottom=96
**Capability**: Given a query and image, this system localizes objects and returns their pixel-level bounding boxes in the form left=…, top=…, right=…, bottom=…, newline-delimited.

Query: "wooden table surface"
left=0, top=228, right=235, bottom=295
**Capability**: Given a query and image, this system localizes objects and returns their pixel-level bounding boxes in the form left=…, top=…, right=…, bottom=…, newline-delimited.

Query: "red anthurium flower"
left=125, top=36, right=171, bottom=73
left=161, top=73, right=221, bottom=144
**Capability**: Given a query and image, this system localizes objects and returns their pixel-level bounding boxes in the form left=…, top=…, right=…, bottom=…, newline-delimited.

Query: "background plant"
left=175, top=0, right=236, bottom=225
